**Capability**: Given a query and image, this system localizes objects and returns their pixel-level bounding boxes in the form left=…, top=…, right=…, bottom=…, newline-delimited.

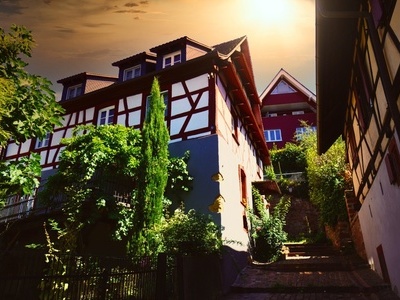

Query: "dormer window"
left=124, top=65, right=141, bottom=81
left=163, top=51, right=181, bottom=68
left=67, top=84, right=83, bottom=99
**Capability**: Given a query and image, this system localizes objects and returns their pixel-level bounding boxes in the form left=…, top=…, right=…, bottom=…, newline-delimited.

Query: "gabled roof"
left=150, top=36, right=212, bottom=53
left=57, top=72, right=117, bottom=85
left=111, top=51, right=156, bottom=67
left=213, top=36, right=246, bottom=56
left=259, top=69, right=316, bottom=102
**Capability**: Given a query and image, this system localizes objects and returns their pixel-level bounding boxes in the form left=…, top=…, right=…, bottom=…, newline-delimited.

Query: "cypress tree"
left=131, top=77, right=169, bottom=256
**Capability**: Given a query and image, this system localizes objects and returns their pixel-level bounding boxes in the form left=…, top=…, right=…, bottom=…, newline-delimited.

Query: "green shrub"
left=160, top=209, right=222, bottom=255
left=248, top=187, right=291, bottom=262
left=270, top=142, right=307, bottom=174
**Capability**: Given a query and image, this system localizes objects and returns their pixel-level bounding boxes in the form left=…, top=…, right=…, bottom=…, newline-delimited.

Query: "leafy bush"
left=160, top=209, right=222, bottom=255
left=301, top=130, right=350, bottom=226
left=248, top=187, right=291, bottom=262
left=277, top=177, right=309, bottom=199
left=270, top=142, right=307, bottom=174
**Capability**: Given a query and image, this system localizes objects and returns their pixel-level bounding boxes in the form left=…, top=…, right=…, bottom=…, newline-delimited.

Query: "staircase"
left=225, top=243, right=399, bottom=299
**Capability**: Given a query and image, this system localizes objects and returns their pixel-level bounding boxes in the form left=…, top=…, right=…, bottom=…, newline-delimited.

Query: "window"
left=66, top=84, right=82, bottom=99
left=264, top=129, right=282, bottom=142
left=123, top=65, right=141, bottom=81
left=240, top=169, right=247, bottom=207
left=292, top=111, right=304, bottom=115
left=146, top=91, right=169, bottom=117
left=163, top=51, right=181, bottom=68
left=354, top=46, right=374, bottom=131
left=295, top=126, right=316, bottom=141
left=231, top=113, right=239, bottom=141
left=36, top=132, right=51, bottom=149
left=98, top=106, right=115, bottom=125
left=295, top=126, right=316, bottom=135
left=385, top=137, right=400, bottom=185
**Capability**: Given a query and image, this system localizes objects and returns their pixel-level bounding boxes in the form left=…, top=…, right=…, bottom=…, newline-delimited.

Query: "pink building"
left=260, top=69, right=316, bottom=149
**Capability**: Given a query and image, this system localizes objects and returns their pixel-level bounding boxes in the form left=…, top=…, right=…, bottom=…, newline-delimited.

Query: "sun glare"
left=244, top=0, right=293, bottom=25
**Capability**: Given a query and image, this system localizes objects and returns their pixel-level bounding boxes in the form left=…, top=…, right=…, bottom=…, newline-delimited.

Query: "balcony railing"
left=0, top=194, right=35, bottom=223
left=0, top=181, right=133, bottom=224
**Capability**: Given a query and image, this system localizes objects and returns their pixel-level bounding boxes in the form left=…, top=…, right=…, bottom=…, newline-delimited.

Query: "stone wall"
left=345, top=190, right=367, bottom=260
left=324, top=221, right=351, bottom=250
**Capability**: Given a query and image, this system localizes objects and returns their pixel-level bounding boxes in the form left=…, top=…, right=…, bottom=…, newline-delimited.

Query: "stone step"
left=231, top=266, right=391, bottom=295
left=227, top=244, right=397, bottom=299
left=284, top=243, right=339, bottom=256
left=231, top=284, right=390, bottom=294
left=253, top=257, right=352, bottom=272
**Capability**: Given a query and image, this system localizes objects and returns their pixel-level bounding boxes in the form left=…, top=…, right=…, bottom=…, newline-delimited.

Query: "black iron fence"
left=0, top=251, right=173, bottom=300
left=0, top=251, right=222, bottom=300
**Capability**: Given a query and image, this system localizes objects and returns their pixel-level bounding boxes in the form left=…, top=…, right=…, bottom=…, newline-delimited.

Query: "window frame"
left=385, top=137, right=400, bottom=185
left=36, top=132, right=51, bottom=149
left=97, top=106, right=115, bottom=126
left=66, top=84, right=83, bottom=99
left=163, top=51, right=181, bottom=68
left=264, top=129, right=282, bottom=142
left=145, top=90, right=169, bottom=118
left=123, top=65, right=141, bottom=81
left=292, top=111, right=305, bottom=115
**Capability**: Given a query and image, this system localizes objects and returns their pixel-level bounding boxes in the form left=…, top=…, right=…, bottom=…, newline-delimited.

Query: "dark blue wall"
left=168, top=134, right=221, bottom=224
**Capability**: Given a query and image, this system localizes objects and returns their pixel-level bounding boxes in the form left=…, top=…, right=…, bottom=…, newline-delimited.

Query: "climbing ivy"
left=39, top=124, right=142, bottom=253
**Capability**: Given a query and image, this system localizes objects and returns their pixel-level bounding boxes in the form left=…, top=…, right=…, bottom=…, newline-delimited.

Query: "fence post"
left=99, top=267, right=109, bottom=300
left=155, top=253, right=167, bottom=300
left=177, top=254, right=184, bottom=300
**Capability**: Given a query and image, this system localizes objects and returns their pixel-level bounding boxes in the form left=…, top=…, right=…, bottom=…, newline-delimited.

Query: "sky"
left=0, top=0, right=316, bottom=100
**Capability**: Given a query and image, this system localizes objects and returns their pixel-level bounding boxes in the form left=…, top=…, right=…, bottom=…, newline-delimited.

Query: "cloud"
left=0, top=0, right=25, bottom=15
left=54, top=26, right=77, bottom=34
left=124, top=2, right=139, bottom=7
left=114, top=9, right=146, bottom=14
left=82, top=22, right=114, bottom=28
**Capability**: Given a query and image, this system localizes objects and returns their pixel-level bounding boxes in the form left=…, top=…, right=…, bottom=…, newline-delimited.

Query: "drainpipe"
left=318, top=5, right=400, bottom=143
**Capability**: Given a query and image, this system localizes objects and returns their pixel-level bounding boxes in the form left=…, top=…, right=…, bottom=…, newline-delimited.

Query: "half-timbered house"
left=0, top=36, right=273, bottom=289
left=260, top=69, right=316, bottom=149
left=317, top=0, right=400, bottom=294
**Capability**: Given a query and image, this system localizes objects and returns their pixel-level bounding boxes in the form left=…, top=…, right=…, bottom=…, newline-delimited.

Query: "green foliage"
left=270, top=142, right=307, bottom=175
left=248, top=187, right=291, bottom=262
left=276, top=177, right=309, bottom=198
left=165, top=151, right=193, bottom=205
left=0, top=153, right=41, bottom=199
left=160, top=209, right=222, bottom=255
left=39, top=118, right=192, bottom=257
left=0, top=25, right=64, bottom=204
left=264, top=165, right=276, bottom=181
left=301, top=130, right=350, bottom=226
left=269, top=141, right=309, bottom=198
left=130, top=77, right=169, bottom=257
left=269, top=125, right=350, bottom=228
left=39, top=125, right=142, bottom=252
